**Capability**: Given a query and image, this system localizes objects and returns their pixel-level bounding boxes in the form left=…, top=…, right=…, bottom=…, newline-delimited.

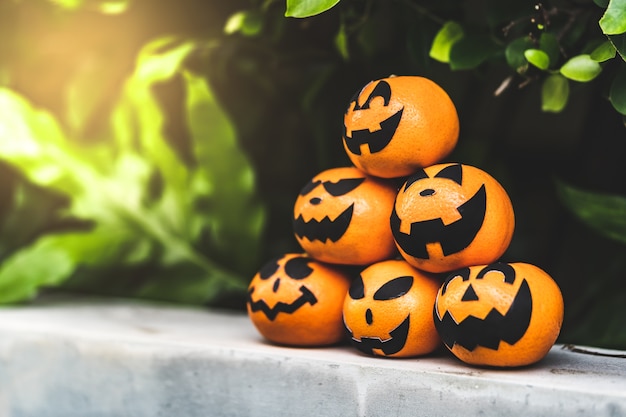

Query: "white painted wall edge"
left=0, top=299, right=624, bottom=417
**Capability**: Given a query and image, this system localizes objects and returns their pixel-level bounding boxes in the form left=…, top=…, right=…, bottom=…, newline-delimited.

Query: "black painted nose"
left=310, top=197, right=322, bottom=205
left=420, top=188, right=435, bottom=197
left=365, top=308, right=373, bottom=325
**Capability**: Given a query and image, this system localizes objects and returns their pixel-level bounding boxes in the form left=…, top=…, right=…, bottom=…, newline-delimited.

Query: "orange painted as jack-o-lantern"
left=343, top=76, right=459, bottom=178
left=343, top=259, right=441, bottom=358
left=247, top=253, right=352, bottom=346
left=391, top=163, right=515, bottom=273
left=293, top=167, right=398, bottom=265
left=434, top=262, right=564, bottom=367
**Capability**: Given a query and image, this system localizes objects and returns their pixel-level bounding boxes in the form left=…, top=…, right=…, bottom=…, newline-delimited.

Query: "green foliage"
left=282, top=0, right=626, bottom=117
left=557, top=181, right=626, bottom=245
left=541, top=74, right=569, bottom=112
left=429, top=21, right=464, bottom=63
left=285, top=0, right=341, bottom=18
left=0, top=37, right=264, bottom=305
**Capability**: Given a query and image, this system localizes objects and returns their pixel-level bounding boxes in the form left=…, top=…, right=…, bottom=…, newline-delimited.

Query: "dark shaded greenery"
left=0, top=0, right=625, bottom=348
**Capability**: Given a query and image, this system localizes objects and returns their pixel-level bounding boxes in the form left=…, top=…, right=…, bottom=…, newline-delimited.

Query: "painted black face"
left=344, top=274, right=414, bottom=356
left=434, top=263, right=533, bottom=352
left=247, top=256, right=318, bottom=321
left=390, top=164, right=487, bottom=259
left=293, top=177, right=365, bottom=243
left=343, top=80, right=404, bottom=155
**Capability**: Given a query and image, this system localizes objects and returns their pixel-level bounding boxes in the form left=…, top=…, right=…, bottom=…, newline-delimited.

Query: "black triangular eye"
left=349, top=275, right=365, bottom=299
left=284, top=257, right=314, bottom=280
left=461, top=284, right=479, bottom=301
left=258, top=257, right=281, bottom=280
left=299, top=179, right=321, bottom=196
left=434, top=164, right=463, bottom=185
left=373, top=276, right=413, bottom=300
left=323, top=178, right=365, bottom=196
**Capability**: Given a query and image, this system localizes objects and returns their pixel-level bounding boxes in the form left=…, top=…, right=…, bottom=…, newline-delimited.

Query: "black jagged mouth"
left=345, top=314, right=410, bottom=356
left=293, top=204, right=354, bottom=243
left=433, top=278, right=532, bottom=352
left=391, top=184, right=487, bottom=260
left=343, top=108, right=404, bottom=155
left=247, top=285, right=318, bottom=321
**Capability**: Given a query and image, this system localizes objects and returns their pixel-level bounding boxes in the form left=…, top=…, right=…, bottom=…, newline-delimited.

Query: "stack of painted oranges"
left=247, top=75, right=564, bottom=368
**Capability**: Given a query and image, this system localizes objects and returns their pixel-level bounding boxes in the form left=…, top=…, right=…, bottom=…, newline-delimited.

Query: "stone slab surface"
left=0, top=299, right=624, bottom=417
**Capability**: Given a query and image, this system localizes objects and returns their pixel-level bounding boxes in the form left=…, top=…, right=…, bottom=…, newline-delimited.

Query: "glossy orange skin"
left=343, top=259, right=441, bottom=358
left=392, top=163, right=515, bottom=273
left=434, top=262, right=564, bottom=367
left=293, top=167, right=398, bottom=265
left=247, top=253, right=352, bottom=346
left=343, top=76, right=459, bottom=178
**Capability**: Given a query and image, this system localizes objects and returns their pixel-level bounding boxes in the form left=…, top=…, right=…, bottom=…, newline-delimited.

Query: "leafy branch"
left=0, top=37, right=265, bottom=304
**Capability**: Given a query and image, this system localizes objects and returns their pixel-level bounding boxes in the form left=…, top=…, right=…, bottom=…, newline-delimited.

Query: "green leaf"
left=429, top=21, right=464, bottom=63
left=560, top=54, right=603, bottom=82
left=285, top=0, right=341, bottom=18
left=0, top=88, right=95, bottom=196
left=539, top=32, right=561, bottom=66
left=224, top=10, right=263, bottom=36
left=541, top=74, right=570, bottom=112
left=599, top=0, right=626, bottom=35
left=590, top=40, right=617, bottom=61
left=557, top=181, right=626, bottom=245
left=334, top=22, right=349, bottom=60
left=525, top=49, right=550, bottom=70
left=183, top=71, right=265, bottom=275
left=449, top=35, right=501, bottom=70
left=0, top=235, right=75, bottom=304
left=609, top=65, right=626, bottom=114
left=505, top=37, right=534, bottom=72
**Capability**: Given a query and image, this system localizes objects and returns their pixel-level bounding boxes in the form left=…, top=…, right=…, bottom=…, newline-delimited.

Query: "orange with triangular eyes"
left=434, top=262, right=564, bottom=367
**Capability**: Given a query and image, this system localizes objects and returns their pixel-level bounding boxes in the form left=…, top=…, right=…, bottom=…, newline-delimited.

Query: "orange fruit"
left=391, top=163, right=515, bottom=273
left=293, top=166, right=398, bottom=265
left=343, top=259, right=441, bottom=358
left=342, top=75, right=459, bottom=178
left=247, top=253, right=352, bottom=346
left=434, top=262, right=564, bottom=367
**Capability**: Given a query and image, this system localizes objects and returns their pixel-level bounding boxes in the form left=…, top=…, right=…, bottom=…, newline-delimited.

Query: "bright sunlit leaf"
left=560, top=54, right=603, bottom=82
left=591, top=40, right=617, bottom=61
left=542, top=74, right=569, bottom=112
left=285, top=0, right=341, bottom=18
left=525, top=49, right=550, bottom=70
left=599, top=0, right=626, bottom=35
left=429, top=21, right=464, bottom=63
left=224, top=10, right=263, bottom=36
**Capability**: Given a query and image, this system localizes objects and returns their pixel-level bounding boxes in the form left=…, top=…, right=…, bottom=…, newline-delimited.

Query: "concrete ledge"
left=0, top=300, right=624, bottom=417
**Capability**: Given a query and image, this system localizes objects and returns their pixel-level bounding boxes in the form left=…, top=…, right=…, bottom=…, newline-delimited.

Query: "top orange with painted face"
left=343, top=76, right=460, bottom=178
